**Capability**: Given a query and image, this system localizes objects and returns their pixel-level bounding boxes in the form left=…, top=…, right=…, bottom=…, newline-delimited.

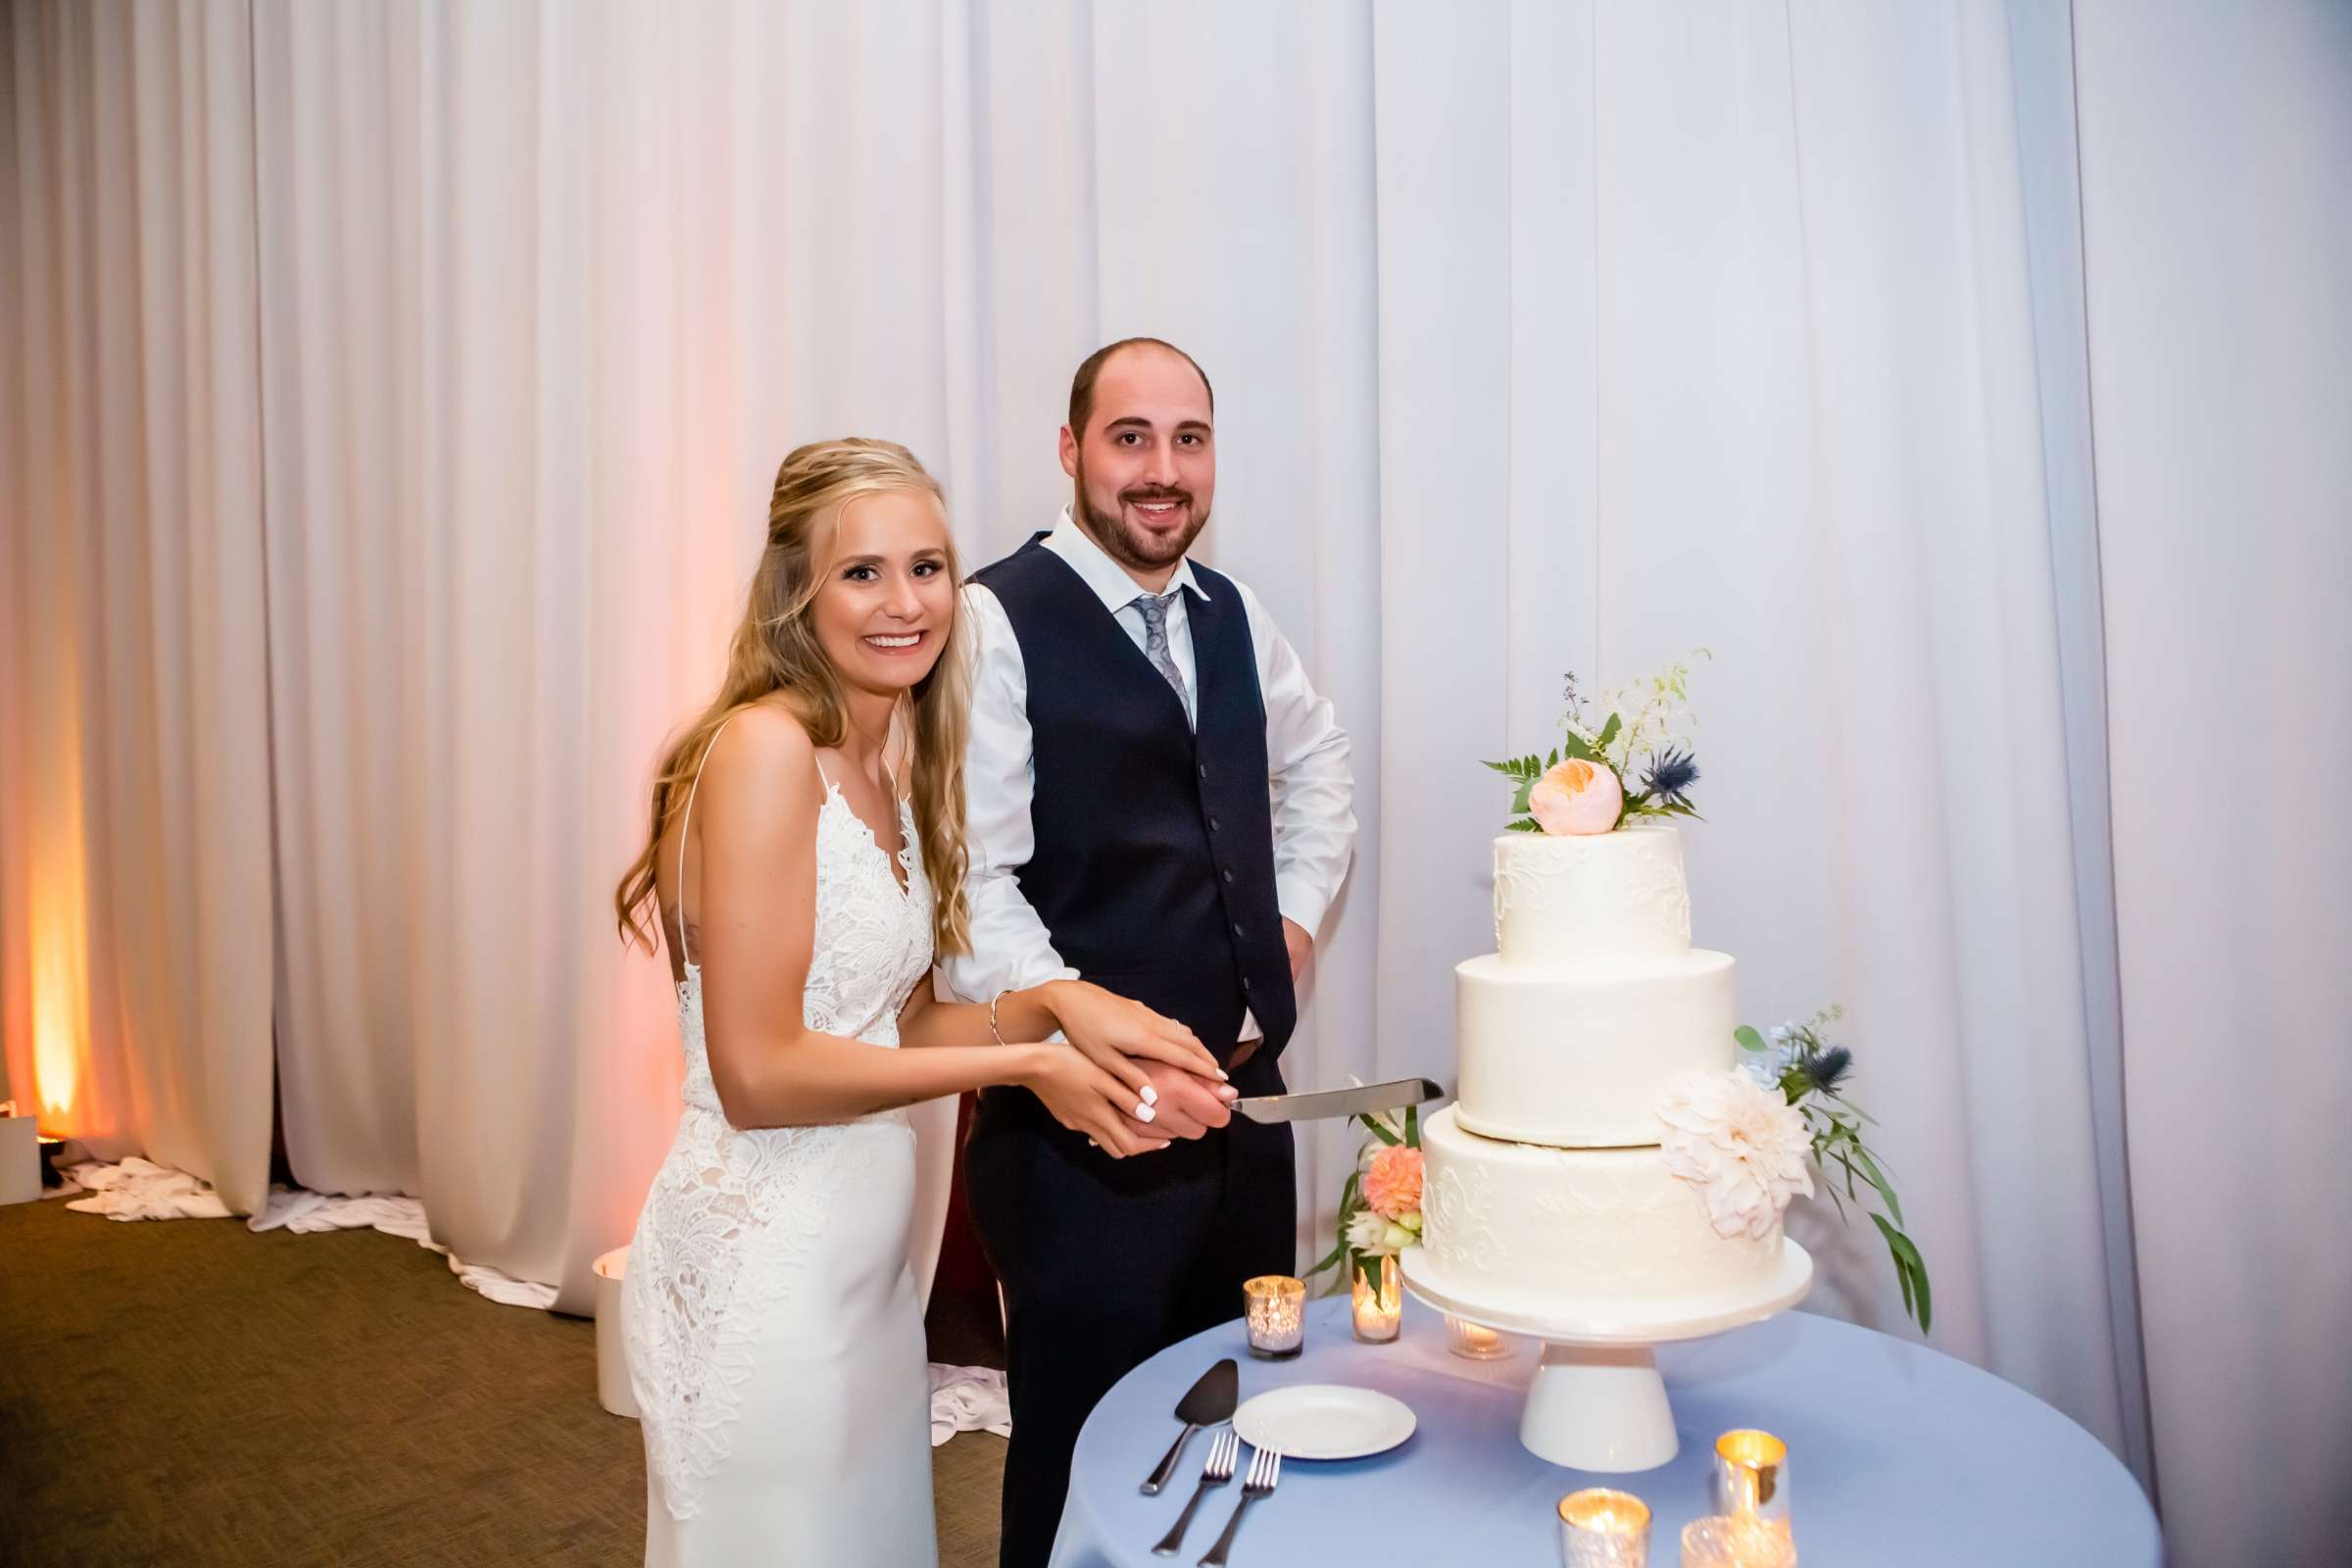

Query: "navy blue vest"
left=972, top=535, right=1297, bottom=1060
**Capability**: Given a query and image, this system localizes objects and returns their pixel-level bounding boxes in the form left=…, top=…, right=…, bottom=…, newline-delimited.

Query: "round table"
left=1050, top=1298, right=2157, bottom=1567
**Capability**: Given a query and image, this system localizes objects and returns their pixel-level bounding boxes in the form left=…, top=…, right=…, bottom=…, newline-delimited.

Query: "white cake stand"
left=1398, top=1241, right=1812, bottom=1472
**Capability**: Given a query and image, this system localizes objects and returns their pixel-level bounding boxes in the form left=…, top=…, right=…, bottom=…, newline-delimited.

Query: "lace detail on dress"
left=625, top=788, right=934, bottom=1520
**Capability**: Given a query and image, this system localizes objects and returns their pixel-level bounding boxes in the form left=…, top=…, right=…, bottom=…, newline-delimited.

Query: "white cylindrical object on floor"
left=0, top=1114, right=40, bottom=1206
left=593, top=1246, right=639, bottom=1419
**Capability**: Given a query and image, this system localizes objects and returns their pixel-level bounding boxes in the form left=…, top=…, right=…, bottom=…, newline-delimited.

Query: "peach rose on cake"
left=1528, top=757, right=1624, bottom=835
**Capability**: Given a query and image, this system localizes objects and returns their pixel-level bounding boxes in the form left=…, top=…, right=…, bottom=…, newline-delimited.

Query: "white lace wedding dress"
left=625, top=733, right=939, bottom=1566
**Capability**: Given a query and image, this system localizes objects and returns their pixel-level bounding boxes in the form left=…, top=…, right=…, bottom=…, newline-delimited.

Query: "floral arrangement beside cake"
left=1310, top=1103, right=1424, bottom=1296
left=1396, top=656, right=1932, bottom=1335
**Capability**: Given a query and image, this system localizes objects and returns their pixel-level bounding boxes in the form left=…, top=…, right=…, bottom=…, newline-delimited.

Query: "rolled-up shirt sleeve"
left=939, top=581, right=1083, bottom=1007
left=1237, top=582, right=1355, bottom=940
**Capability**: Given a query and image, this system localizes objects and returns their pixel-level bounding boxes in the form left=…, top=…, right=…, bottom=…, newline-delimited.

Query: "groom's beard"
left=1072, top=455, right=1209, bottom=573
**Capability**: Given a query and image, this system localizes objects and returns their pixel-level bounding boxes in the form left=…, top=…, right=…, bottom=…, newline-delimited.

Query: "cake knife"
left=1229, top=1077, right=1444, bottom=1125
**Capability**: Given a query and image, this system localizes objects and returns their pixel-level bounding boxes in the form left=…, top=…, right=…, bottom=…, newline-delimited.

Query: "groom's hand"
left=1136, top=1060, right=1235, bottom=1140
left=1282, top=917, right=1313, bottom=983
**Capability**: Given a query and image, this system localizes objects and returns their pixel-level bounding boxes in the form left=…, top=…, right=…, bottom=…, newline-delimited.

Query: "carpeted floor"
left=0, top=1191, right=1005, bottom=1566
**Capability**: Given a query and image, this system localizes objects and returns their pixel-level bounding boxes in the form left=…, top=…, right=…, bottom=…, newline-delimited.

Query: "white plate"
left=1232, top=1384, right=1416, bottom=1461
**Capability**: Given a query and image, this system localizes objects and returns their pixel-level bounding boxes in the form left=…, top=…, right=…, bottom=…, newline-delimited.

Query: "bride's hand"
left=1041, top=980, right=1226, bottom=1103
left=1012, top=1043, right=1173, bottom=1158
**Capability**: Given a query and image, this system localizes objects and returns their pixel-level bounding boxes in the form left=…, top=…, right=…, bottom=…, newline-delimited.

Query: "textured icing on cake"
left=1492, top=824, right=1691, bottom=965
left=1420, top=1105, right=1782, bottom=1315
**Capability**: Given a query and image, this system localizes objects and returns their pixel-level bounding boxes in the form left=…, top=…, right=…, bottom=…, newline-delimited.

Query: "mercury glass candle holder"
left=1349, top=1253, right=1401, bottom=1343
left=1711, top=1429, right=1793, bottom=1531
left=1446, top=1312, right=1512, bottom=1359
left=1678, top=1514, right=1796, bottom=1568
left=1243, top=1274, right=1306, bottom=1359
left=1557, top=1488, right=1650, bottom=1568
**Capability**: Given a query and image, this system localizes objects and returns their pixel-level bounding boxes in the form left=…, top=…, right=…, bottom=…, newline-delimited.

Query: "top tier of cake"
left=1494, top=823, right=1692, bottom=967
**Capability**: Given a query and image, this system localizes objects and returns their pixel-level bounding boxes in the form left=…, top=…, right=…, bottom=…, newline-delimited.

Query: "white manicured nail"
left=1216, top=1068, right=1230, bottom=1081
left=1134, top=1102, right=1156, bottom=1123
left=1141, top=1084, right=1159, bottom=1105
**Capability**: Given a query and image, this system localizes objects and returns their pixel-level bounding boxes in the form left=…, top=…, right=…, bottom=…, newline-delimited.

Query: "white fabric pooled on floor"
left=64, top=1157, right=232, bottom=1219
left=62, top=1159, right=557, bottom=1307
left=62, top=1158, right=1004, bottom=1431
left=926, top=1362, right=1011, bottom=1446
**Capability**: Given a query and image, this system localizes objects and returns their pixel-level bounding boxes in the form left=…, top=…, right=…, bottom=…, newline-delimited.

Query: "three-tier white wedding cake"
left=1419, top=823, right=1789, bottom=1322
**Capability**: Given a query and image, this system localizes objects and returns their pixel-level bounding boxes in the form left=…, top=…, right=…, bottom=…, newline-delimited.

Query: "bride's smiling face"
left=809, top=488, right=957, bottom=696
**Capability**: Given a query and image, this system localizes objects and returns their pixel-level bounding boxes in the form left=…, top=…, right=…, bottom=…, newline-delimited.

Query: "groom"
left=948, top=337, right=1355, bottom=1566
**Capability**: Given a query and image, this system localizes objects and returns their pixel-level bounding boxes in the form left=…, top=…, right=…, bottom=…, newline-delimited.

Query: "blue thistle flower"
left=1642, top=747, right=1700, bottom=806
left=1801, top=1046, right=1853, bottom=1096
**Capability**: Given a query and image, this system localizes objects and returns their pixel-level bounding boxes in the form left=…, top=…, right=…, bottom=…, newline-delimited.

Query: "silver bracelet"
left=988, top=988, right=1011, bottom=1047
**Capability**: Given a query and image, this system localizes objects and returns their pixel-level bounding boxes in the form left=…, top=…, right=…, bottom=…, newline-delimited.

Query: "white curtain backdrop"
left=2074, top=4, right=2352, bottom=1565
left=11, top=3, right=2350, bottom=1556
left=0, top=0, right=276, bottom=1215
left=1367, top=0, right=2145, bottom=1465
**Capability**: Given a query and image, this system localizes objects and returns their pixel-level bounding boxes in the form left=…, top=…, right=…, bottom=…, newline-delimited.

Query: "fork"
left=1151, top=1427, right=1239, bottom=1556
left=1196, top=1446, right=1280, bottom=1567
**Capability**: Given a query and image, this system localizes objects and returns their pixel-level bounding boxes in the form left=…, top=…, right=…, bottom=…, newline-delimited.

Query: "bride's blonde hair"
left=614, top=439, right=972, bottom=957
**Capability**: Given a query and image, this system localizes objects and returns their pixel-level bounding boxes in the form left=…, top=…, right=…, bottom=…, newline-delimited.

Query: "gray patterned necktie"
left=1130, top=591, right=1191, bottom=712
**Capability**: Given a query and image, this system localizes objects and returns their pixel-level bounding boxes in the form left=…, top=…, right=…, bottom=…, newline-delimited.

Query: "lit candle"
left=1558, top=1488, right=1650, bottom=1568
left=1678, top=1514, right=1795, bottom=1568
left=1243, top=1275, right=1306, bottom=1359
left=1350, top=1254, right=1401, bottom=1343
left=1446, top=1312, right=1511, bottom=1359
left=1711, top=1429, right=1792, bottom=1527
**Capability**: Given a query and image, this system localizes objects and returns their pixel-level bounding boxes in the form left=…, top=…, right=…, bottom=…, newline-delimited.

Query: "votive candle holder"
left=1557, top=1487, right=1650, bottom=1568
left=1243, top=1274, right=1305, bottom=1359
left=1678, top=1514, right=1795, bottom=1568
left=1446, top=1312, right=1512, bottom=1359
left=1711, top=1429, right=1792, bottom=1531
left=1350, top=1253, right=1402, bottom=1343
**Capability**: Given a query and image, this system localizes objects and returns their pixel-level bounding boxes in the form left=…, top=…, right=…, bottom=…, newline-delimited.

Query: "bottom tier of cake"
left=1417, top=1104, right=1784, bottom=1320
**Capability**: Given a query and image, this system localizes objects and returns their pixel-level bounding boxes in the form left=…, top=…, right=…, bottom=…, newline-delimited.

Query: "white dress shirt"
left=943, top=509, right=1356, bottom=1042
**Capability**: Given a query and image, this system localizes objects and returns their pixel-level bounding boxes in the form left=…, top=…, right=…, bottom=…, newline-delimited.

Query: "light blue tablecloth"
left=1051, top=1297, right=2157, bottom=1567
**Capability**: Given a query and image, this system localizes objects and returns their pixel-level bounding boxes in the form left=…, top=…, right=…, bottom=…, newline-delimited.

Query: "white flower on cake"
left=1657, top=1069, right=1816, bottom=1241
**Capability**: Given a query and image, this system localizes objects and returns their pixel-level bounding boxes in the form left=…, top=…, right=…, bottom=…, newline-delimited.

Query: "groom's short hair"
left=1068, top=338, right=1215, bottom=440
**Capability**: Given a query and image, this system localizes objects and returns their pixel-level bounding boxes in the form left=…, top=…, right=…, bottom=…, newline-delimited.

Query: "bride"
left=612, top=439, right=1227, bottom=1566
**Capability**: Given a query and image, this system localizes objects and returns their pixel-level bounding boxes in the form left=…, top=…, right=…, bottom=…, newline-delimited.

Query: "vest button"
left=1241, top=976, right=1252, bottom=993
left=1198, top=762, right=1208, bottom=779
left=1207, top=815, right=1221, bottom=832
left=1222, top=867, right=1236, bottom=884
left=1232, top=922, right=1245, bottom=940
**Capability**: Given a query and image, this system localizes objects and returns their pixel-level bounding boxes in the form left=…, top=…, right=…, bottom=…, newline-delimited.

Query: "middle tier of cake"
left=1419, top=1104, right=1784, bottom=1320
left=1454, top=949, right=1736, bottom=1148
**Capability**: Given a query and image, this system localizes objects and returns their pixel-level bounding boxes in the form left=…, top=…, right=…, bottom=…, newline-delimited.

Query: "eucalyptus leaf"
left=1909, top=1254, right=1935, bottom=1333
left=1849, top=1144, right=1905, bottom=1227
left=1595, top=712, right=1622, bottom=749
left=1735, top=1025, right=1767, bottom=1053
left=1871, top=1213, right=1934, bottom=1332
